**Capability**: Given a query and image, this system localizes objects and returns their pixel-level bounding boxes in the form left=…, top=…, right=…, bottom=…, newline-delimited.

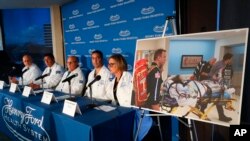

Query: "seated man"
left=9, top=54, right=41, bottom=86
left=56, top=56, right=85, bottom=96
left=85, top=50, right=111, bottom=100
left=30, top=53, right=64, bottom=90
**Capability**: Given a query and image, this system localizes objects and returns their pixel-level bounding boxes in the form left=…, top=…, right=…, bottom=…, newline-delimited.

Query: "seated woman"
left=105, top=54, right=133, bottom=107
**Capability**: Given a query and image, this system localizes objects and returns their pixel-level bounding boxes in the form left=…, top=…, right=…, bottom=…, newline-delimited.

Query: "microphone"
left=88, top=75, right=101, bottom=87
left=8, top=66, right=16, bottom=76
left=22, top=68, right=29, bottom=75
left=62, top=73, right=78, bottom=83
left=35, top=73, right=49, bottom=81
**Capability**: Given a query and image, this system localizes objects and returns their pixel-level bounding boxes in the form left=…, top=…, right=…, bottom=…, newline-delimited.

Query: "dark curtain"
left=220, top=0, right=250, bottom=124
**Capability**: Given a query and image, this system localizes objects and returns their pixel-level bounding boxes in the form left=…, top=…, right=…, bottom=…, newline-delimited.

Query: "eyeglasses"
left=67, top=61, right=77, bottom=64
left=108, top=63, right=116, bottom=67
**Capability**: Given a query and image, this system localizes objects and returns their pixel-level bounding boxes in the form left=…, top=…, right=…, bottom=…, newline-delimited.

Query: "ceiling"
left=0, top=0, right=75, bottom=9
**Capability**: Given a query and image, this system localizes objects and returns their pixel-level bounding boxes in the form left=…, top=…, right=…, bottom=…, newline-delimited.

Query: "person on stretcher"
left=162, top=75, right=235, bottom=122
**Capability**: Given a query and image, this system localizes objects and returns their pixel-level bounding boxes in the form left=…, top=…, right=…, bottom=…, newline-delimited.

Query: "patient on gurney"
left=161, top=75, right=235, bottom=122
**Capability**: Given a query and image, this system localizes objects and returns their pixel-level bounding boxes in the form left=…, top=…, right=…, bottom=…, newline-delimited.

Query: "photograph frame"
left=181, top=55, right=203, bottom=69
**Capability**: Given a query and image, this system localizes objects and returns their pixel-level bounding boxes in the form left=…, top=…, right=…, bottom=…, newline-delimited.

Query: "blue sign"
left=61, top=0, right=175, bottom=73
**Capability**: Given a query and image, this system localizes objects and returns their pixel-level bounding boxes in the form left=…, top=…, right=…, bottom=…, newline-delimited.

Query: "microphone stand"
left=21, top=75, right=24, bottom=89
left=41, top=78, right=44, bottom=91
left=87, top=85, right=97, bottom=108
left=66, top=80, right=75, bottom=101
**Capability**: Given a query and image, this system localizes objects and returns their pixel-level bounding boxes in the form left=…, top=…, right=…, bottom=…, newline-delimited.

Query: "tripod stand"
left=134, top=16, right=196, bottom=141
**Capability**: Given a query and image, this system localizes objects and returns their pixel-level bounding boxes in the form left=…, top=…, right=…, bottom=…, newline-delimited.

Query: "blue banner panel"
left=61, top=0, right=175, bottom=73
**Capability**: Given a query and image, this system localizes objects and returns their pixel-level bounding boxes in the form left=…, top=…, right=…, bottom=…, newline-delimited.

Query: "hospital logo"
left=141, top=6, right=155, bottom=15
left=88, top=49, right=95, bottom=54
left=110, top=14, right=120, bottom=22
left=127, top=64, right=133, bottom=71
left=72, top=9, right=79, bottom=15
left=153, top=25, right=165, bottom=33
left=70, top=49, right=77, bottom=54
left=87, top=20, right=95, bottom=26
left=112, top=48, right=122, bottom=54
left=91, top=3, right=100, bottom=10
left=2, top=98, right=50, bottom=141
left=119, top=30, right=130, bottom=37
left=94, top=34, right=103, bottom=40
left=75, top=36, right=82, bottom=42
left=69, top=24, right=75, bottom=30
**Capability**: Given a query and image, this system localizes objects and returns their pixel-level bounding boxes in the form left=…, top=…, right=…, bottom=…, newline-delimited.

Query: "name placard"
left=41, top=91, right=57, bottom=104
left=62, top=100, right=82, bottom=117
left=9, top=83, right=19, bottom=93
left=22, top=86, right=35, bottom=97
left=0, top=80, right=5, bottom=89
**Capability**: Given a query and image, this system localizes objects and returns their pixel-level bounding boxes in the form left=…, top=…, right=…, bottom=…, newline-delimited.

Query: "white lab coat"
left=56, top=67, right=85, bottom=96
left=34, top=63, right=64, bottom=89
left=19, top=64, right=42, bottom=86
left=85, top=66, right=112, bottom=100
left=106, top=71, right=133, bottom=107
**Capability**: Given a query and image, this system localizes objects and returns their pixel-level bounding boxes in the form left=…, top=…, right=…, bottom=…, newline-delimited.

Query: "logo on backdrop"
left=2, top=98, right=50, bottom=141
left=141, top=6, right=155, bottom=15
left=88, top=49, right=95, bottom=54
left=145, top=25, right=165, bottom=38
left=71, top=36, right=86, bottom=45
left=87, top=3, right=106, bottom=15
left=66, top=24, right=79, bottom=32
left=84, top=49, right=95, bottom=58
left=94, top=34, right=102, bottom=40
left=69, top=9, right=83, bottom=19
left=104, top=14, right=127, bottom=27
left=110, top=0, right=135, bottom=8
left=110, top=14, right=120, bottom=21
left=113, top=30, right=138, bottom=41
left=133, top=6, right=164, bottom=21
left=153, top=25, right=165, bottom=33
left=70, top=49, right=77, bottom=55
left=89, top=34, right=108, bottom=43
left=72, top=9, right=79, bottom=15
left=82, top=20, right=100, bottom=30
left=87, top=20, right=95, bottom=26
left=112, top=48, right=122, bottom=54
left=119, top=30, right=131, bottom=37
left=127, top=64, right=133, bottom=71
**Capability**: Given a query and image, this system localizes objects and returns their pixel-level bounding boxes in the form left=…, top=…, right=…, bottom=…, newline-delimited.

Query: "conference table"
left=0, top=88, right=135, bottom=141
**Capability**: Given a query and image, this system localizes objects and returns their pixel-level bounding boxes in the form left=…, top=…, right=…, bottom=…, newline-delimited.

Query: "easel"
left=134, top=16, right=196, bottom=141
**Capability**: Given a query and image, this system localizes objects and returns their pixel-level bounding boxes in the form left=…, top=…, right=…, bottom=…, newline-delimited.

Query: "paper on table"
left=56, top=95, right=71, bottom=101
left=95, top=105, right=116, bottom=112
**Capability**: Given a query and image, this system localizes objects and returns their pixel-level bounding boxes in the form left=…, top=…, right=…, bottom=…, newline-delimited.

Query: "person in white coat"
left=85, top=50, right=111, bottom=100
left=30, top=53, right=64, bottom=89
left=56, top=56, right=85, bottom=96
left=106, top=54, right=133, bottom=107
left=9, top=54, right=41, bottom=86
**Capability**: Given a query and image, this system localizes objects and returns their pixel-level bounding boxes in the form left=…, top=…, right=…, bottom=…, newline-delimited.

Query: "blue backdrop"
left=61, top=0, right=175, bottom=73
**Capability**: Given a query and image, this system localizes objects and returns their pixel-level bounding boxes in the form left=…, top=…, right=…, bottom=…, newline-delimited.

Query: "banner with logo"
left=61, top=0, right=175, bottom=73
left=0, top=92, right=55, bottom=141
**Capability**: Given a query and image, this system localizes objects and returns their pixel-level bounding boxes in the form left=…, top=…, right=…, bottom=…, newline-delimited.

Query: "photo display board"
left=132, top=28, right=249, bottom=126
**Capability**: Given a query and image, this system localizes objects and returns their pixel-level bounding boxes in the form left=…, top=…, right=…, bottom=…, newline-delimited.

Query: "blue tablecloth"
left=52, top=97, right=135, bottom=141
left=0, top=88, right=135, bottom=141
